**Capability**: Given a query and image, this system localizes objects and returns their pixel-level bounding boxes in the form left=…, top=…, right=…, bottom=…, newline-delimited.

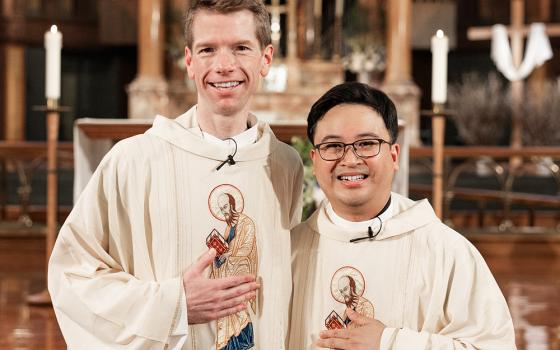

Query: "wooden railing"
left=0, top=142, right=73, bottom=229
left=409, top=146, right=560, bottom=232
left=1, top=140, right=558, bottom=234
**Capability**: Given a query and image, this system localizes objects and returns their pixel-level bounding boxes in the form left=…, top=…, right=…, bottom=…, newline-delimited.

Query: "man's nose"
left=339, top=145, right=363, bottom=165
left=215, top=50, right=236, bottom=73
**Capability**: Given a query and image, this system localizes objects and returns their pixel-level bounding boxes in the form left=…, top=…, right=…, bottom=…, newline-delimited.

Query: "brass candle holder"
left=421, top=103, right=453, bottom=219
left=27, top=98, right=70, bottom=305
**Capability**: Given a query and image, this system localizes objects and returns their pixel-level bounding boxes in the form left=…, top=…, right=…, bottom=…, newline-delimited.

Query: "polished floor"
left=0, top=236, right=559, bottom=349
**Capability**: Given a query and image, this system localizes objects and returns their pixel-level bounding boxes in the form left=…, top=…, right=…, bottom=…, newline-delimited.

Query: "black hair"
left=307, top=82, right=398, bottom=144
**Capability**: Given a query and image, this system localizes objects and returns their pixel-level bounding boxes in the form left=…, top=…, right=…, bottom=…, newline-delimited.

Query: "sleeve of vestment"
left=380, top=234, right=516, bottom=350
left=289, top=157, right=304, bottom=228
left=48, top=146, right=184, bottom=349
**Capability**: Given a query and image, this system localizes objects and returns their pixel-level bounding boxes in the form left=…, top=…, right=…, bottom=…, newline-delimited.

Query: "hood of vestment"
left=145, top=105, right=280, bottom=162
left=305, top=192, right=440, bottom=242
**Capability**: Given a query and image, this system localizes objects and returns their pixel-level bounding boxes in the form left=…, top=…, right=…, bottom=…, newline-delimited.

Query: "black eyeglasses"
left=313, top=138, right=392, bottom=161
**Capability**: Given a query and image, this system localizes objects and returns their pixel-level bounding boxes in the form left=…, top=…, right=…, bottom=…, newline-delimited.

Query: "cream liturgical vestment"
left=289, top=193, right=516, bottom=349
left=48, top=106, right=303, bottom=350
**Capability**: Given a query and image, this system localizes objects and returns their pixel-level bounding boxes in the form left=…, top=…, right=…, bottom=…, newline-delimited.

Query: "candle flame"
left=436, top=29, right=444, bottom=38
left=50, top=25, right=58, bottom=33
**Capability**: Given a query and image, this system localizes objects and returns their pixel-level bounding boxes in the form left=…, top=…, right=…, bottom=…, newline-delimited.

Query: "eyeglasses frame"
left=313, top=138, right=394, bottom=161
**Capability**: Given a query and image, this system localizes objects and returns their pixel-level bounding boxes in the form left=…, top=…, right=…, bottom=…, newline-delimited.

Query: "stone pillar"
left=382, top=0, right=421, bottom=148
left=127, top=0, right=169, bottom=119
left=3, top=44, right=25, bottom=140
left=381, top=0, right=420, bottom=196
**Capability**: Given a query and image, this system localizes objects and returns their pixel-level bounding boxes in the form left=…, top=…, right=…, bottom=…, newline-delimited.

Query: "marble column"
left=381, top=0, right=420, bottom=196
left=127, top=0, right=169, bottom=119
left=382, top=0, right=421, bottom=147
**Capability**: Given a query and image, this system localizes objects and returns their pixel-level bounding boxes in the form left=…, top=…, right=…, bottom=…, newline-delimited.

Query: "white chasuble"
left=48, top=106, right=303, bottom=350
left=289, top=193, right=516, bottom=350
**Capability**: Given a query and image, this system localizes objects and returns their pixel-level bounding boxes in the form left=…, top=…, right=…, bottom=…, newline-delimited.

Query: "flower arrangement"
left=522, top=80, right=560, bottom=146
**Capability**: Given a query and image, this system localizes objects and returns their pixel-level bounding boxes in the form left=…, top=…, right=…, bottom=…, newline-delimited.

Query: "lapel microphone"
left=349, top=217, right=382, bottom=243
left=216, top=137, right=238, bottom=171
left=348, top=196, right=391, bottom=243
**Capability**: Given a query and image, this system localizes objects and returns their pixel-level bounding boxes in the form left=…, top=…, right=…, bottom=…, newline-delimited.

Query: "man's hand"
left=316, top=308, right=386, bottom=350
left=182, top=248, right=259, bottom=324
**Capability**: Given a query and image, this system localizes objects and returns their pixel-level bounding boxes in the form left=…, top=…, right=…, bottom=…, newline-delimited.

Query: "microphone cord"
left=348, top=196, right=391, bottom=243
left=216, top=137, right=238, bottom=171
left=349, top=217, right=382, bottom=243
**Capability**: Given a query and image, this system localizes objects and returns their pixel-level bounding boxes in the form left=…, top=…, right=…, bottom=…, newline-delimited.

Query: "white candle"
left=44, top=25, right=62, bottom=100
left=431, top=29, right=448, bottom=104
left=335, top=0, right=343, bottom=18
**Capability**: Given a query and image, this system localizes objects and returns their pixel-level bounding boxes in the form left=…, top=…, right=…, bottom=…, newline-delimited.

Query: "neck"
left=196, top=104, right=250, bottom=139
left=333, top=192, right=391, bottom=222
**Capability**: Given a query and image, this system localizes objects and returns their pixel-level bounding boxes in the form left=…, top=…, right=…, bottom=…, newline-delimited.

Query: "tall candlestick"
left=431, top=30, right=448, bottom=104
left=44, top=25, right=62, bottom=100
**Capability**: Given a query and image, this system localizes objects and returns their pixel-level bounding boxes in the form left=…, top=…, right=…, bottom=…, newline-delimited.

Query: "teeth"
left=212, top=81, right=240, bottom=88
left=340, top=175, right=365, bottom=181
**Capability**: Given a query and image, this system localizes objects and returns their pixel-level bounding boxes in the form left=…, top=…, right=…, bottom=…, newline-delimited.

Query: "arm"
left=378, top=241, right=516, bottom=350
left=289, top=158, right=304, bottom=228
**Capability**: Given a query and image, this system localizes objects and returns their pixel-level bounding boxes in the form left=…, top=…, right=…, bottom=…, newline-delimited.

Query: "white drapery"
left=491, top=23, right=553, bottom=81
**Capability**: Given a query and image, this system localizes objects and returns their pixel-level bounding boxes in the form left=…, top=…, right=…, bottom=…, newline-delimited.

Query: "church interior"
left=0, top=0, right=559, bottom=348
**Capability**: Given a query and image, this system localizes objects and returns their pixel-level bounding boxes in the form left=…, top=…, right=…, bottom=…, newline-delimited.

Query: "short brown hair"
left=184, top=0, right=271, bottom=49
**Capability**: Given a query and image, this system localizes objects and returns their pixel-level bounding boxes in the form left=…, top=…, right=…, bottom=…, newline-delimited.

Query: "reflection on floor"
left=0, top=235, right=559, bottom=349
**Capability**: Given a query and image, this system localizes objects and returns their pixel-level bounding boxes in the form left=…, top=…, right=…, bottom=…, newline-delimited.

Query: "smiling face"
left=185, top=9, right=273, bottom=117
left=310, top=103, right=400, bottom=221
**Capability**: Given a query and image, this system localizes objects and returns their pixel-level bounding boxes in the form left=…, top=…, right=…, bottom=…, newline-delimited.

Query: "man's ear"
left=185, top=46, right=195, bottom=80
left=260, top=44, right=274, bottom=77
left=309, top=148, right=318, bottom=175
left=391, top=143, right=400, bottom=171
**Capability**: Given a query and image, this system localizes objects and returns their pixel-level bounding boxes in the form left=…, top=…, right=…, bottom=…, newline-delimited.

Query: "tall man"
left=48, top=1, right=303, bottom=349
left=289, top=82, right=515, bottom=349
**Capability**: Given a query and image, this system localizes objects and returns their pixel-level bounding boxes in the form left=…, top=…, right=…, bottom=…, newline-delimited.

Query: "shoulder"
left=291, top=214, right=318, bottom=246
left=272, top=141, right=304, bottom=171
left=101, top=134, right=170, bottom=167
left=418, top=220, right=485, bottom=266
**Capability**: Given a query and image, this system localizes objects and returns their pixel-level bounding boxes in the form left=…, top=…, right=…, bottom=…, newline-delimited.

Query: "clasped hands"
left=316, top=308, right=386, bottom=350
left=182, top=248, right=259, bottom=324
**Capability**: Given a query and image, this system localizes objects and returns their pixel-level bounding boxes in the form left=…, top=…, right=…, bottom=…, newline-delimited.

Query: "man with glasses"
left=288, top=82, right=515, bottom=349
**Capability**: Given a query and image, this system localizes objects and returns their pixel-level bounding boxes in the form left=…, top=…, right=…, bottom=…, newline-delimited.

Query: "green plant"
left=291, top=136, right=317, bottom=220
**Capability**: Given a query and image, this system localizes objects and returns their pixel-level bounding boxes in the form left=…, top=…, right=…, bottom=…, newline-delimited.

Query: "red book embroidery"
left=206, top=229, right=229, bottom=256
left=325, top=311, right=345, bottom=330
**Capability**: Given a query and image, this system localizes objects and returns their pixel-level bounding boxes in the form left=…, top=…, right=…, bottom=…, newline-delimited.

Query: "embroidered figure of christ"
left=208, top=184, right=258, bottom=350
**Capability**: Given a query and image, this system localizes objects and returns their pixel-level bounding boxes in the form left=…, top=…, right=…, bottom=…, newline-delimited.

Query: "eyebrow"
left=194, top=40, right=256, bottom=49
left=318, top=132, right=381, bottom=143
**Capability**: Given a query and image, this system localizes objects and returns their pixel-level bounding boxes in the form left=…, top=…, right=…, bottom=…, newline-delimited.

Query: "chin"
left=214, top=104, right=242, bottom=116
left=336, top=196, right=369, bottom=209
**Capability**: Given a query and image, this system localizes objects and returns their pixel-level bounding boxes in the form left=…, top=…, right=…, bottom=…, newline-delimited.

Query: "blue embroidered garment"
left=222, top=323, right=254, bottom=350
